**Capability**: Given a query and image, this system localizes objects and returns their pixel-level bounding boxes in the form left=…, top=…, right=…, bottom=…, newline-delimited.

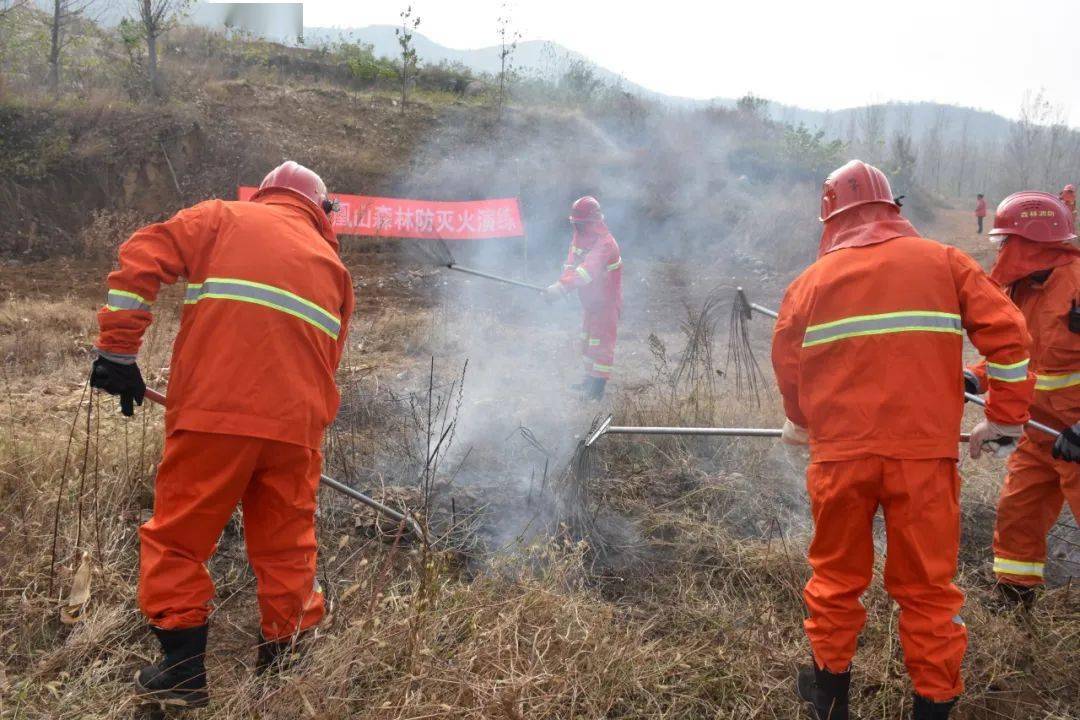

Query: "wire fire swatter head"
left=406, top=237, right=456, bottom=268
left=725, top=286, right=769, bottom=405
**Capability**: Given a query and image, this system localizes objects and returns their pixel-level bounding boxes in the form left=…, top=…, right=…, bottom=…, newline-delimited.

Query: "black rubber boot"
left=995, top=582, right=1036, bottom=609
left=255, top=633, right=306, bottom=676
left=134, top=624, right=209, bottom=708
left=797, top=664, right=850, bottom=720
left=913, top=694, right=956, bottom=719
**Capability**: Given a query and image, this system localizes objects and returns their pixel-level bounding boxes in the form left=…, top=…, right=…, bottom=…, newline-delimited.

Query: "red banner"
left=237, top=187, right=524, bottom=240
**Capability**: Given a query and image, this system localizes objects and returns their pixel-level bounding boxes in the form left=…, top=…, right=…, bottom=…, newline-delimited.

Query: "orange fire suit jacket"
left=970, top=258, right=1080, bottom=433
left=772, top=236, right=1034, bottom=461
left=95, top=191, right=355, bottom=450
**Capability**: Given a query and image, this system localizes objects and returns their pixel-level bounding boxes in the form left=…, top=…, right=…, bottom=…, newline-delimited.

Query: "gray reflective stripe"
left=185, top=278, right=340, bottom=339
left=802, top=311, right=962, bottom=348
left=105, top=289, right=151, bottom=312
left=987, top=359, right=1029, bottom=383
left=1035, top=371, right=1080, bottom=391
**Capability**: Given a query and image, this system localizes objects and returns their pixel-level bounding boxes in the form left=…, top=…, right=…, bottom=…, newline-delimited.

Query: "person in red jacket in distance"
left=773, top=160, right=1034, bottom=720
left=90, top=161, right=354, bottom=708
left=544, top=195, right=623, bottom=400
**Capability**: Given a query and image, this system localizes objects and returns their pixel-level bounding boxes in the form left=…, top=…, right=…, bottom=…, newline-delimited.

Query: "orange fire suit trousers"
left=139, top=430, right=325, bottom=641
left=993, top=434, right=1080, bottom=586
left=581, top=306, right=618, bottom=380
left=804, top=457, right=967, bottom=702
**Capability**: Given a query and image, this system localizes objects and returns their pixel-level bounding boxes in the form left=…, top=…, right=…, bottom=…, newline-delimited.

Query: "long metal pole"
left=141, top=388, right=423, bottom=537
left=447, top=263, right=546, bottom=292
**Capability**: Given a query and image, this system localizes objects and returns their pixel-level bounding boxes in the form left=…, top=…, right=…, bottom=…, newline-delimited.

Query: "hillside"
left=1, top=12, right=1078, bottom=720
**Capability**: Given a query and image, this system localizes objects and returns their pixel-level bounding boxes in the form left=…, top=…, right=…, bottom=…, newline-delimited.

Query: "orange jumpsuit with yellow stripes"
left=558, top=228, right=622, bottom=380
left=970, top=258, right=1080, bottom=586
left=95, top=190, right=354, bottom=640
left=773, top=235, right=1033, bottom=702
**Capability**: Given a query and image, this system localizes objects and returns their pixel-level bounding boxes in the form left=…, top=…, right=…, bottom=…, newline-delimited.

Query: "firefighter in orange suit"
left=90, top=161, right=354, bottom=707
left=772, top=160, right=1034, bottom=720
left=965, top=191, right=1080, bottom=607
left=544, top=195, right=623, bottom=400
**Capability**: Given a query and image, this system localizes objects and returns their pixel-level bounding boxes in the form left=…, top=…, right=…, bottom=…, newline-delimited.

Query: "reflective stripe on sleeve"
left=1035, top=371, right=1080, bottom=391
left=572, top=245, right=584, bottom=255
left=588, top=338, right=601, bottom=346
left=184, top=278, right=341, bottom=339
left=987, top=359, right=1030, bottom=383
left=105, top=289, right=151, bottom=312
left=802, top=311, right=962, bottom=348
left=607, top=259, right=622, bottom=271
left=993, top=557, right=1044, bottom=578
left=575, top=266, right=592, bottom=283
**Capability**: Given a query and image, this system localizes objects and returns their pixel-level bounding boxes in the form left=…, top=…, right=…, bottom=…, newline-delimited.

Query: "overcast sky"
left=302, top=0, right=1079, bottom=120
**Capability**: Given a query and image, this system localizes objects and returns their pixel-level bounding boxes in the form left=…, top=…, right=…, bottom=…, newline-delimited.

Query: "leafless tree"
left=857, top=104, right=886, bottom=162
left=1007, top=89, right=1060, bottom=188
left=131, top=0, right=190, bottom=96
left=395, top=5, right=420, bottom=113
left=496, top=0, right=520, bottom=111
left=46, top=0, right=95, bottom=95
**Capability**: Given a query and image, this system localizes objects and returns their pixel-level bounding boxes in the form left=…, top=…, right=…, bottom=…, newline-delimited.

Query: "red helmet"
left=257, top=161, right=330, bottom=214
left=569, top=196, right=604, bottom=224
left=819, top=160, right=898, bottom=221
left=1064, top=184, right=1076, bottom=194
left=989, top=191, right=1076, bottom=244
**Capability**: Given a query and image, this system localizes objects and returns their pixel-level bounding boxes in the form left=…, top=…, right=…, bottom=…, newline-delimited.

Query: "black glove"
left=90, top=356, right=146, bottom=417
left=963, top=369, right=982, bottom=396
left=1052, top=424, right=1080, bottom=463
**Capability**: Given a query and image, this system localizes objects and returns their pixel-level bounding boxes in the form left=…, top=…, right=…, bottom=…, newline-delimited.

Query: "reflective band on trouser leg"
left=1035, top=371, right=1080, bottom=391
left=802, top=311, right=962, bottom=348
left=987, top=359, right=1030, bottom=382
left=105, top=289, right=151, bottom=312
left=993, top=557, right=1044, bottom=579
left=184, top=278, right=341, bottom=339
left=575, top=266, right=592, bottom=283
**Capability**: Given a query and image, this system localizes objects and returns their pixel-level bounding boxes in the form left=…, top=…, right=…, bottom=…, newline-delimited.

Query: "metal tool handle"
left=139, top=387, right=423, bottom=537
left=964, top=392, right=1060, bottom=439
left=447, top=263, right=546, bottom=292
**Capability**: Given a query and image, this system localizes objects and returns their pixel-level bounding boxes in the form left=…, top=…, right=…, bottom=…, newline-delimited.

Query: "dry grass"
left=1, top=277, right=1078, bottom=720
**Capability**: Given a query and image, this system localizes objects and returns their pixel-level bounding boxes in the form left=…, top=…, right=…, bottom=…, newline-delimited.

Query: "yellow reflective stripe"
left=1035, top=371, right=1080, bottom=391
left=196, top=292, right=340, bottom=340
left=607, top=259, right=622, bottom=271
left=987, top=358, right=1030, bottom=383
left=575, top=266, right=592, bottom=283
left=592, top=362, right=614, bottom=372
left=572, top=245, right=585, bottom=255
left=109, top=289, right=149, bottom=304
left=588, top=338, right=601, bottom=346
left=205, top=277, right=339, bottom=326
left=993, top=557, right=1044, bottom=578
left=802, top=311, right=962, bottom=348
left=185, top=278, right=340, bottom=339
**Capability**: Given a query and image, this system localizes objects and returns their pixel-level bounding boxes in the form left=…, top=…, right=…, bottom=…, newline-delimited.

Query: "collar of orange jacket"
left=573, top=222, right=610, bottom=250
left=989, top=236, right=1080, bottom=286
left=250, top=188, right=339, bottom=251
left=818, top=203, right=920, bottom=257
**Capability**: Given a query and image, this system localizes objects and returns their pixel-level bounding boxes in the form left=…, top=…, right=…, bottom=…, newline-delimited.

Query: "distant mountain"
left=304, top=25, right=718, bottom=108
left=305, top=25, right=1016, bottom=145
